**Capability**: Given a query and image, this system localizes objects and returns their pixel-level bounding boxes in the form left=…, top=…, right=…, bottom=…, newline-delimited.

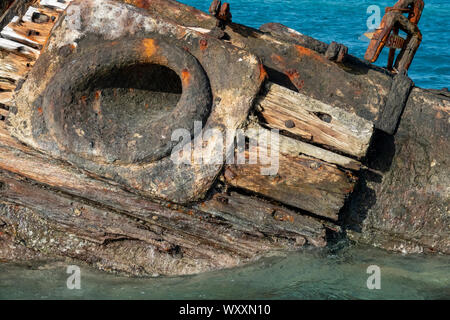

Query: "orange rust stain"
left=141, top=39, right=157, bottom=58
left=93, top=91, right=102, bottom=119
left=271, top=54, right=284, bottom=64
left=285, top=69, right=304, bottom=90
left=145, top=103, right=149, bottom=109
left=274, top=213, right=295, bottom=223
left=259, top=63, right=268, bottom=82
left=110, top=41, right=119, bottom=46
left=199, top=39, right=208, bottom=51
left=181, top=69, right=191, bottom=86
left=295, top=45, right=327, bottom=62
left=80, top=96, right=87, bottom=105
left=123, top=0, right=151, bottom=9
left=37, top=107, right=42, bottom=114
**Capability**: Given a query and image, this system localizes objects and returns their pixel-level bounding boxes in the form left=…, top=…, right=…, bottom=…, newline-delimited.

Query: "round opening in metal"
left=66, top=63, right=183, bottom=163
left=42, top=39, right=212, bottom=165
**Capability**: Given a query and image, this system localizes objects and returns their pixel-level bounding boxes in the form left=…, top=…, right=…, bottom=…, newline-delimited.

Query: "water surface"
left=180, top=0, right=450, bottom=89
left=1, top=245, right=449, bottom=299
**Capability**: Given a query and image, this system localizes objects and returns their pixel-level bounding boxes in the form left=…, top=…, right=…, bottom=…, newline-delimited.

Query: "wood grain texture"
left=224, top=145, right=357, bottom=221
left=257, top=82, right=374, bottom=158
left=0, top=53, right=33, bottom=82
left=199, top=191, right=327, bottom=247
left=246, top=123, right=362, bottom=171
left=0, top=91, right=13, bottom=105
left=0, top=126, right=318, bottom=275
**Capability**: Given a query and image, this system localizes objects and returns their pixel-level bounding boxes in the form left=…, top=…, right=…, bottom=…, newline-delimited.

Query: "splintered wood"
left=0, top=0, right=70, bottom=106
left=225, top=83, right=374, bottom=220
left=0, top=0, right=375, bottom=227
left=257, top=83, right=373, bottom=158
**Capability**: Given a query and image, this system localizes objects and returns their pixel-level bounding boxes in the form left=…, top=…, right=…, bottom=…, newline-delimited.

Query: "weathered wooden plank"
left=0, top=91, right=13, bottom=105
left=22, top=6, right=59, bottom=23
left=0, top=1, right=36, bottom=30
left=39, top=0, right=72, bottom=11
left=199, top=192, right=327, bottom=247
left=0, top=37, right=39, bottom=59
left=256, top=82, right=374, bottom=158
left=0, top=78, right=16, bottom=91
left=246, top=123, right=362, bottom=171
left=0, top=171, right=293, bottom=276
left=0, top=53, right=32, bottom=81
left=224, top=145, right=357, bottom=221
left=0, top=130, right=313, bottom=256
left=1, top=19, right=51, bottom=49
left=376, top=71, right=414, bottom=134
left=0, top=106, right=9, bottom=118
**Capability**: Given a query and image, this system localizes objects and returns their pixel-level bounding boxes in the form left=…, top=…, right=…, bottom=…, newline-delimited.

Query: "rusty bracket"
left=209, top=0, right=232, bottom=25
left=364, top=0, right=424, bottom=73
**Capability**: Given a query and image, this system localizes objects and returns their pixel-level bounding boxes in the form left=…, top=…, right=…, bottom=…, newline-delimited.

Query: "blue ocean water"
left=1, top=1, right=449, bottom=301
left=179, top=0, right=450, bottom=89
left=1, top=246, right=449, bottom=299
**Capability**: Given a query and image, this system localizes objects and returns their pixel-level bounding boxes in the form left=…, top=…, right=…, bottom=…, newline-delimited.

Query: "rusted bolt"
left=31, top=12, right=50, bottom=24
left=209, top=0, right=221, bottom=16
left=58, top=44, right=75, bottom=57
left=285, top=119, right=295, bottom=128
left=199, top=38, right=208, bottom=51
left=218, top=2, right=232, bottom=23
left=27, top=30, right=40, bottom=36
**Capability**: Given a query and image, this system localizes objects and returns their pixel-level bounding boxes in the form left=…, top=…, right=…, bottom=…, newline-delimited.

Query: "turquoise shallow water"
left=0, top=1, right=449, bottom=300
left=1, top=245, right=449, bottom=299
left=180, top=0, right=450, bottom=89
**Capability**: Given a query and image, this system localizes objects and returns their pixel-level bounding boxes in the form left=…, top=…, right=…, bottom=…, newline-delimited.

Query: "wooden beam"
left=1, top=19, right=53, bottom=49
left=224, top=145, right=357, bottom=221
left=256, top=82, right=374, bottom=158
left=0, top=78, right=16, bottom=91
left=0, top=106, right=9, bottom=118
left=199, top=191, right=327, bottom=247
left=0, top=53, right=32, bottom=82
left=0, top=91, right=13, bottom=105
left=246, top=123, right=362, bottom=171
left=22, top=6, right=59, bottom=23
left=0, top=37, right=39, bottom=59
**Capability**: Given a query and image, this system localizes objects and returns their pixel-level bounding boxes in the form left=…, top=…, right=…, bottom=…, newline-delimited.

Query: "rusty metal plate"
left=9, top=0, right=265, bottom=204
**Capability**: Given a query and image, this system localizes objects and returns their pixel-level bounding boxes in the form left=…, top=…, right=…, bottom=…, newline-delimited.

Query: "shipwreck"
left=0, top=0, right=448, bottom=276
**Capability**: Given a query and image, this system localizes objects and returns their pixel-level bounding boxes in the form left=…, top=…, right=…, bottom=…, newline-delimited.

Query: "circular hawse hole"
left=43, top=39, right=213, bottom=166
left=65, top=63, right=183, bottom=163
left=90, top=63, right=182, bottom=127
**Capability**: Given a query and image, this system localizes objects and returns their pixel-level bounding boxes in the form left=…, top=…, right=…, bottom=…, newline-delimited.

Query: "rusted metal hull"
left=0, top=0, right=448, bottom=276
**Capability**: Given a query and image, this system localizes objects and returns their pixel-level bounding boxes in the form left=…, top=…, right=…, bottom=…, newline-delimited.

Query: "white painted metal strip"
left=1, top=25, right=41, bottom=49
left=39, top=0, right=72, bottom=11
left=0, top=38, right=40, bottom=57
